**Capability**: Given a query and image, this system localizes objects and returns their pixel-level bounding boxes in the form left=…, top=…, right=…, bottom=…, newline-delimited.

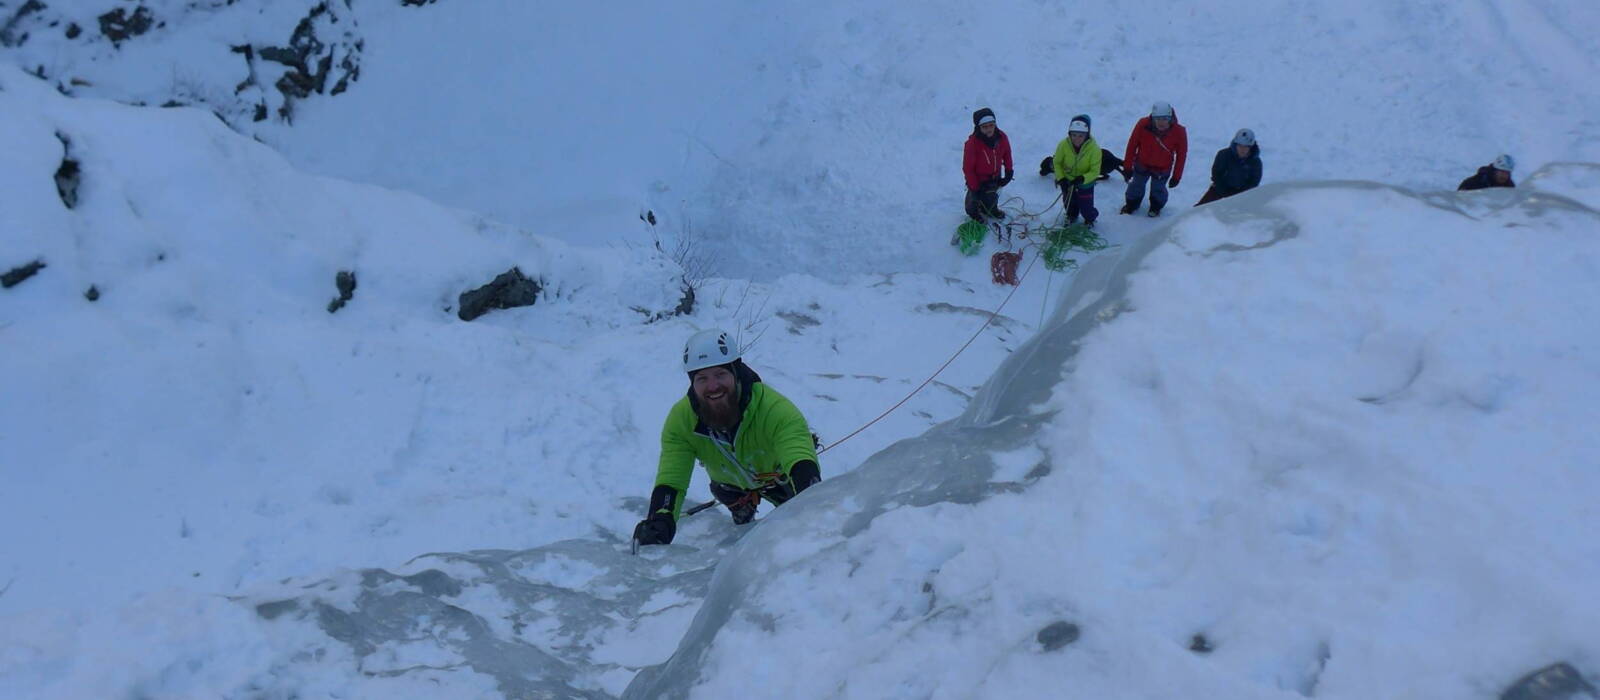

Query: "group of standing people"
left=963, top=103, right=1520, bottom=228
left=962, top=102, right=1264, bottom=229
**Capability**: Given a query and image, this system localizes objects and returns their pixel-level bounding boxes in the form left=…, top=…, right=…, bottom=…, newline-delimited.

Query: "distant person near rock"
left=1196, top=128, right=1263, bottom=205
left=962, top=107, right=1015, bottom=223
left=1458, top=154, right=1516, bottom=191
left=632, top=329, right=823, bottom=546
left=1121, top=101, right=1189, bottom=217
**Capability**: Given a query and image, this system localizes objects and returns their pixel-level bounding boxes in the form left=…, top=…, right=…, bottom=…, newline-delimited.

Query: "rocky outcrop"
left=53, top=132, right=79, bottom=209
left=0, top=0, right=46, bottom=48
left=2, top=260, right=46, bottom=289
left=457, top=268, right=541, bottom=321
left=1502, top=663, right=1598, bottom=700
left=326, top=270, right=356, bottom=313
left=97, top=5, right=153, bottom=46
left=230, top=2, right=363, bottom=123
left=1, top=1, right=362, bottom=127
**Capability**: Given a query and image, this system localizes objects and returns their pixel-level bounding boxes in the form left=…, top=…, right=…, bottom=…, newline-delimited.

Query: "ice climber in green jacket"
left=1053, top=114, right=1102, bottom=228
left=632, top=328, right=823, bottom=546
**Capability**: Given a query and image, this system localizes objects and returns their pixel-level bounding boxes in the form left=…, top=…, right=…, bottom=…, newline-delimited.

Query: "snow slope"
left=626, top=181, right=1600, bottom=699
left=0, top=64, right=1036, bottom=622
left=9, top=0, right=1600, bottom=280
left=4, top=0, right=1600, bottom=697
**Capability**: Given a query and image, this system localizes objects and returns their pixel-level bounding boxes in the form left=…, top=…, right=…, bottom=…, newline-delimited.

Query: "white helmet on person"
left=1150, top=101, right=1174, bottom=118
left=1492, top=153, right=1515, bottom=172
left=683, top=328, right=741, bottom=374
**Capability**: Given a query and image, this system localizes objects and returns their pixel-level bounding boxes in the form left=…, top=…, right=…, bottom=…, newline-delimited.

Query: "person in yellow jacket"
left=1052, top=114, right=1103, bottom=228
left=632, top=328, right=822, bottom=546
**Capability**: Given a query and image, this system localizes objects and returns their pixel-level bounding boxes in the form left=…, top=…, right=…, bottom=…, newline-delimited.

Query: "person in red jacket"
left=962, top=107, right=1014, bottom=221
left=1121, top=101, right=1188, bottom=217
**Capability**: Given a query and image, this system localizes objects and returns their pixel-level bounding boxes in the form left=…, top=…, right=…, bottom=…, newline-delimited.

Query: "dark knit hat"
left=972, top=107, right=996, bottom=127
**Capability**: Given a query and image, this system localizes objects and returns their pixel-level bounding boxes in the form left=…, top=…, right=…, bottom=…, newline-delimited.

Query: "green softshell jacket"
left=1053, top=136, right=1103, bottom=186
left=654, top=382, right=818, bottom=519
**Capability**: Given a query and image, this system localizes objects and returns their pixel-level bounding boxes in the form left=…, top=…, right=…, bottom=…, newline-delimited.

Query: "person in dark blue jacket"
left=1457, top=154, right=1516, bottom=191
left=1195, top=128, right=1263, bottom=206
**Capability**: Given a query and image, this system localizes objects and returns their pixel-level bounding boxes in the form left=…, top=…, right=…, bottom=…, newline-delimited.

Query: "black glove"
left=999, top=171, right=1014, bottom=186
left=1168, top=177, right=1181, bottom=188
left=633, top=512, right=676, bottom=546
left=1071, top=176, right=1085, bottom=187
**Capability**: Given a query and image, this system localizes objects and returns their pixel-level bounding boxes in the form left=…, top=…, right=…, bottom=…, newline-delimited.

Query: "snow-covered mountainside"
left=9, top=1, right=1600, bottom=279
left=0, top=60, right=1030, bottom=615
left=627, top=178, right=1600, bottom=698
left=4, top=0, right=1600, bottom=697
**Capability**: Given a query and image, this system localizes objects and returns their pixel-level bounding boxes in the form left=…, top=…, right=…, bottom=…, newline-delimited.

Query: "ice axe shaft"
left=683, top=500, right=719, bottom=517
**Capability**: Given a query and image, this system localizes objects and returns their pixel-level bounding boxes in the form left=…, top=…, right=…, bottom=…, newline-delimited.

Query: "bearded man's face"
left=692, top=366, right=740, bottom=427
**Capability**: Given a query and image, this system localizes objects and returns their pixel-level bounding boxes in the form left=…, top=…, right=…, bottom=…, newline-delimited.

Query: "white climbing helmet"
left=683, top=328, right=740, bottom=374
left=1492, top=153, right=1515, bottom=172
left=1069, top=119, right=1090, bottom=134
left=1150, top=101, right=1174, bottom=118
left=1233, top=128, right=1256, bottom=146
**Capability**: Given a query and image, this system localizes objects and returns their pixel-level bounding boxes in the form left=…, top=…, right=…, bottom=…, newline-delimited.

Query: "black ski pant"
left=964, top=188, right=1001, bottom=220
left=1063, top=182, right=1098, bottom=223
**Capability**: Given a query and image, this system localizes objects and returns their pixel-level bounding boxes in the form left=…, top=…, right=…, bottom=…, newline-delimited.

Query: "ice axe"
left=630, top=500, right=720, bottom=555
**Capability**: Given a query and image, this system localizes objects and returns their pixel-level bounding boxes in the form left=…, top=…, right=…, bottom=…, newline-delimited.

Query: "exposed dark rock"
left=778, top=310, right=820, bottom=335
left=236, top=2, right=361, bottom=123
left=160, top=99, right=185, bottom=108
left=1502, top=663, right=1598, bottom=700
left=2, top=260, right=46, bottom=288
left=257, top=45, right=301, bottom=68
left=97, top=6, right=154, bottom=46
left=327, top=44, right=359, bottom=95
left=326, top=269, right=356, bottom=313
left=336, top=270, right=356, bottom=298
left=1189, top=633, right=1214, bottom=654
left=0, top=0, right=46, bottom=48
left=396, top=569, right=461, bottom=598
left=84, top=285, right=99, bottom=301
left=673, top=281, right=696, bottom=315
left=255, top=599, right=299, bottom=621
left=63, top=21, right=78, bottom=39
left=274, top=68, right=314, bottom=101
left=55, top=158, right=80, bottom=207
left=54, top=132, right=79, bottom=209
left=458, top=267, right=541, bottom=321
left=1035, top=620, right=1080, bottom=652
left=400, top=0, right=441, bottom=6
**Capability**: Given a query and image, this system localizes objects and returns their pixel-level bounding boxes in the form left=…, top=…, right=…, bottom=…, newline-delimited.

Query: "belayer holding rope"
left=1052, top=114, right=1102, bottom=229
left=961, top=107, right=1015, bottom=223
left=632, top=329, right=823, bottom=547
